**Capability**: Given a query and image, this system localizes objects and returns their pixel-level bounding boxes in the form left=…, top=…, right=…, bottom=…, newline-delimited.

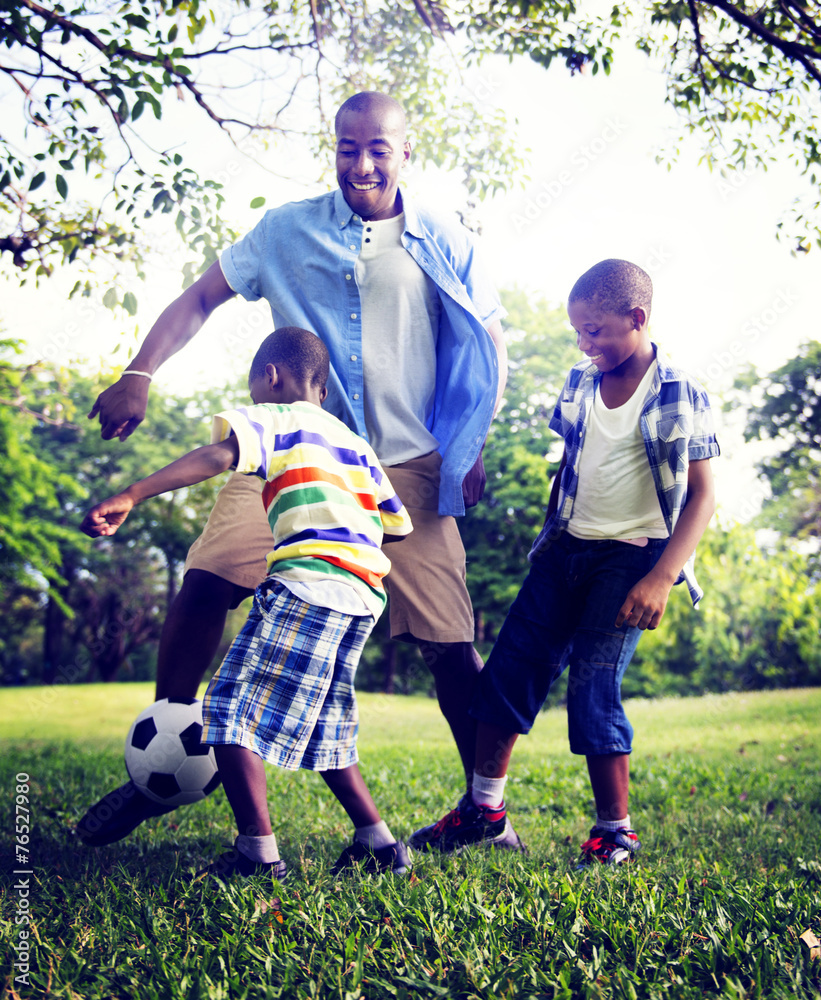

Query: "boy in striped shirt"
left=81, top=327, right=413, bottom=881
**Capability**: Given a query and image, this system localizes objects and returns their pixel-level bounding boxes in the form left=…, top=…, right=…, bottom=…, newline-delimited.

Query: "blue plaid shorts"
left=201, top=580, right=375, bottom=771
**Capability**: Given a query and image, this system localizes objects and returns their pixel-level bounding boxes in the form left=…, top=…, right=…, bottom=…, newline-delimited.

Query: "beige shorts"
left=184, top=453, right=475, bottom=644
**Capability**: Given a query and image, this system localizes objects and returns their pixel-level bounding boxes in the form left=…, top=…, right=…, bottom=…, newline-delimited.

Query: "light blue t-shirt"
left=220, top=188, right=505, bottom=517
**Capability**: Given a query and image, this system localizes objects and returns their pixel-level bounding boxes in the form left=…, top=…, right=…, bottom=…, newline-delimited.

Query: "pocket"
left=657, top=414, right=693, bottom=442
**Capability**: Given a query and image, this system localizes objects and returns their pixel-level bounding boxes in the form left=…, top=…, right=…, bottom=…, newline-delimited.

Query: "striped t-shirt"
left=211, top=401, right=412, bottom=618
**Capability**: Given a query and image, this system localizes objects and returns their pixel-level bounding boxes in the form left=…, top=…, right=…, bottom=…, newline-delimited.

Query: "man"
left=78, top=91, right=522, bottom=853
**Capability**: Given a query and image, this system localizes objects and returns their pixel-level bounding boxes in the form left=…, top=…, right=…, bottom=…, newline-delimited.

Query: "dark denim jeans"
left=471, top=533, right=667, bottom=754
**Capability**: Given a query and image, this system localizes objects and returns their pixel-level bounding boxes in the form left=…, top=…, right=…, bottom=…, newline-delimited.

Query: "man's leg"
left=420, top=640, right=482, bottom=783
left=76, top=570, right=249, bottom=846
left=155, top=569, right=252, bottom=700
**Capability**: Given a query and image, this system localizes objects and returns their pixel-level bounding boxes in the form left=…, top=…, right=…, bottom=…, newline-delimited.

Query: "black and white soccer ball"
left=125, top=698, right=221, bottom=807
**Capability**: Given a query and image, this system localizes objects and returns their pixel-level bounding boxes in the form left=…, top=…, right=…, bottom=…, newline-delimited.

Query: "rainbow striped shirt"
left=212, top=401, right=412, bottom=618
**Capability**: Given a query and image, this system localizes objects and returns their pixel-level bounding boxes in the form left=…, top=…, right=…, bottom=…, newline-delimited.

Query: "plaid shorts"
left=201, top=580, right=375, bottom=771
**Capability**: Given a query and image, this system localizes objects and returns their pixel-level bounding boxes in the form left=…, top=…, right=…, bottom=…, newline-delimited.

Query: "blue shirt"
left=530, top=345, right=720, bottom=605
left=220, top=188, right=505, bottom=516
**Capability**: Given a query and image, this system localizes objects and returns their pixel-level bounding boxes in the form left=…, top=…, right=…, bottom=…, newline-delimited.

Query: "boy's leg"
left=320, top=763, right=381, bottom=829
left=410, top=543, right=579, bottom=854
left=568, top=540, right=667, bottom=866
left=197, top=744, right=286, bottom=882
left=586, top=753, right=630, bottom=823
left=322, top=763, right=411, bottom=876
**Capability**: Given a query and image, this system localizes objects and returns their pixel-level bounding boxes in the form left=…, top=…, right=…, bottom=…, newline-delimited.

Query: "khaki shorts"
left=184, top=453, right=475, bottom=644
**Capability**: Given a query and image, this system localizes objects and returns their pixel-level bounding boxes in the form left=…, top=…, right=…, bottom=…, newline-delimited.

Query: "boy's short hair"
left=249, top=327, right=330, bottom=390
left=335, top=91, right=406, bottom=137
left=569, top=259, right=653, bottom=318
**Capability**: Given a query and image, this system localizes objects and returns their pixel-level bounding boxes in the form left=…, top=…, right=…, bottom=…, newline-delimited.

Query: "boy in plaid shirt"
left=410, top=259, right=719, bottom=865
left=82, top=327, right=413, bottom=881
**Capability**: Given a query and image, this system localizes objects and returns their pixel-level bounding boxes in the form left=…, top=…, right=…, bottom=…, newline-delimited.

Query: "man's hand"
left=615, top=569, right=674, bottom=631
left=81, top=493, right=136, bottom=537
left=461, top=451, right=487, bottom=508
left=88, top=377, right=150, bottom=441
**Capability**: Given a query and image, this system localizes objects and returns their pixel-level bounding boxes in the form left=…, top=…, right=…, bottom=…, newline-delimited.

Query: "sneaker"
left=408, top=794, right=526, bottom=854
left=197, top=842, right=288, bottom=884
left=331, top=839, right=413, bottom=876
left=76, top=780, right=175, bottom=846
left=577, top=826, right=641, bottom=868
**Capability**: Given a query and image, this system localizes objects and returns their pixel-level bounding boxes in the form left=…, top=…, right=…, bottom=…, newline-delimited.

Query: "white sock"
left=354, top=820, right=395, bottom=850
left=471, top=771, right=507, bottom=808
left=596, top=815, right=630, bottom=832
left=236, top=833, right=279, bottom=863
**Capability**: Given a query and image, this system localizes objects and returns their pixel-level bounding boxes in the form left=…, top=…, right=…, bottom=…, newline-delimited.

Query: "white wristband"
left=121, top=370, right=153, bottom=381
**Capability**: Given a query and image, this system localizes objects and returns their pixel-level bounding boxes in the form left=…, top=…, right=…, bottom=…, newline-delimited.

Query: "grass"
left=1, top=685, right=820, bottom=999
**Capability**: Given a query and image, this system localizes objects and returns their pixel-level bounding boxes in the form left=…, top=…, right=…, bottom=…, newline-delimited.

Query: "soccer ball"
left=125, top=698, right=221, bottom=807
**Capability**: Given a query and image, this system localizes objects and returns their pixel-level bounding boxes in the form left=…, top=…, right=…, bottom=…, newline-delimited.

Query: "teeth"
left=351, top=182, right=378, bottom=190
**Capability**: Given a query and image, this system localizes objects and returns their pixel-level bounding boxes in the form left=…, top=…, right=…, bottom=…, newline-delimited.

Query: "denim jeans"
left=471, top=533, right=667, bottom=754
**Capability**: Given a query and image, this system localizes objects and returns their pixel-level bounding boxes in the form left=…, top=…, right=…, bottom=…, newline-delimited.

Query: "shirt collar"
left=333, top=187, right=423, bottom=237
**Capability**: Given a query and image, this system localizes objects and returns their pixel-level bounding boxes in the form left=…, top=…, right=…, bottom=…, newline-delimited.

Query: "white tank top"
left=356, top=213, right=441, bottom=466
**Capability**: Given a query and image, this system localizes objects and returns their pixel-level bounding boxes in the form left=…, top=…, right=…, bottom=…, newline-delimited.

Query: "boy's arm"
left=87, top=263, right=236, bottom=442
left=616, top=458, right=716, bottom=631
left=80, top=437, right=240, bottom=538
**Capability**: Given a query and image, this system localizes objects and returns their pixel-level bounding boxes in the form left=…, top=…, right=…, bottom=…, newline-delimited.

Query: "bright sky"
left=4, top=37, right=817, bottom=526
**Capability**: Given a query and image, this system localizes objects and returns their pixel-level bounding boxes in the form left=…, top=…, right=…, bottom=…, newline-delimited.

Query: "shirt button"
left=351, top=354, right=357, bottom=361
left=345, top=274, right=352, bottom=280
left=349, top=244, right=356, bottom=250
left=353, top=393, right=360, bottom=400
left=351, top=313, right=357, bottom=319
left=365, top=238, right=371, bottom=243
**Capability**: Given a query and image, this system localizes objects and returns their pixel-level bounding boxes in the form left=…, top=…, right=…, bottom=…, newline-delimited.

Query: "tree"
left=0, top=0, right=530, bottom=300
left=460, top=0, right=821, bottom=250
left=731, top=340, right=821, bottom=541
left=0, top=357, right=247, bottom=683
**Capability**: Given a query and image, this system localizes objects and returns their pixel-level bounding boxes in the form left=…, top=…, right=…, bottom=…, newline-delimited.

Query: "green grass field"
left=1, top=684, right=820, bottom=999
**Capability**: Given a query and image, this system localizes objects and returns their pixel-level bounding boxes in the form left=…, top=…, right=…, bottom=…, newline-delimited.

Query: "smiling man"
left=79, top=91, right=520, bottom=856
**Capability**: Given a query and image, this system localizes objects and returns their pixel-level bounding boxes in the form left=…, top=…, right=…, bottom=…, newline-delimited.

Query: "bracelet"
left=121, top=370, right=153, bottom=381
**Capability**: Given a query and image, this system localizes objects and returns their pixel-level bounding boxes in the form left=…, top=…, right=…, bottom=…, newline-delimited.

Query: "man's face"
left=335, top=106, right=411, bottom=222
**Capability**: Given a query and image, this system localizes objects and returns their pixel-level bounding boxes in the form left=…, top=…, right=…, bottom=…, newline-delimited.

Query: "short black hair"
left=248, top=327, right=330, bottom=390
left=569, top=259, right=653, bottom=318
left=334, top=91, right=406, bottom=137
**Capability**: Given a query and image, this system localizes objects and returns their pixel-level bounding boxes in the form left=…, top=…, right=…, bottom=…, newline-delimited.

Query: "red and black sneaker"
left=408, top=794, right=525, bottom=854
left=577, top=826, right=641, bottom=868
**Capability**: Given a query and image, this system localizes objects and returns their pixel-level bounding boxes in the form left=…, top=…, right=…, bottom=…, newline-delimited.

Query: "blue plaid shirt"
left=530, top=345, right=720, bottom=606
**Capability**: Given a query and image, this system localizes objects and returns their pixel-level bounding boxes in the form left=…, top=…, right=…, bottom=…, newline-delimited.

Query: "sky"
left=3, top=34, right=818, bottom=527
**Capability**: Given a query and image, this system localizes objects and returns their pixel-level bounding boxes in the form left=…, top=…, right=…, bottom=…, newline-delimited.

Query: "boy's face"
left=335, top=106, right=411, bottom=222
left=567, top=299, right=648, bottom=374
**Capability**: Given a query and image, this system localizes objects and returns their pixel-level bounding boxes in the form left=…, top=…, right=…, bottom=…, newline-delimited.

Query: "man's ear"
left=402, top=140, right=411, bottom=165
left=319, top=386, right=328, bottom=403
left=265, top=362, right=280, bottom=387
left=631, top=307, right=647, bottom=330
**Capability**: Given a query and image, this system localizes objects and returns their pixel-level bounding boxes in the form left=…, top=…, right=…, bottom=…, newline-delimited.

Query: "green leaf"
left=102, top=287, right=118, bottom=310
left=29, top=172, right=47, bottom=192
left=55, top=175, right=68, bottom=199
left=250, top=197, right=266, bottom=209
left=122, top=291, right=138, bottom=316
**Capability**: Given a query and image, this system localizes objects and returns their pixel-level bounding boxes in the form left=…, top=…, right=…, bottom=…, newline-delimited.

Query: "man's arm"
left=461, top=318, right=508, bottom=507
left=80, top=437, right=240, bottom=538
left=88, top=262, right=236, bottom=441
left=615, top=458, right=716, bottom=630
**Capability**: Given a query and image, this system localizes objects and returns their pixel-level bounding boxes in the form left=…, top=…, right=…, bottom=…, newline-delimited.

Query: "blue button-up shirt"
left=530, top=345, right=720, bottom=605
left=220, top=188, right=505, bottom=516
